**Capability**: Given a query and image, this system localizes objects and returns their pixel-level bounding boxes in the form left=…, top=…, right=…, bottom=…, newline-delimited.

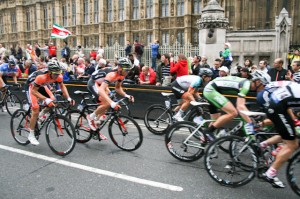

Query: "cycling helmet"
left=8, top=59, right=16, bottom=66
left=47, top=61, right=62, bottom=74
left=118, top=57, right=134, bottom=71
left=293, top=72, right=300, bottom=83
left=199, top=68, right=213, bottom=77
left=251, top=70, right=271, bottom=85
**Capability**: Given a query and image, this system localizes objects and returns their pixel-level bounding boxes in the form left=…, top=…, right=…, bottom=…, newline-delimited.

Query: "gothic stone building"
left=0, top=0, right=299, bottom=55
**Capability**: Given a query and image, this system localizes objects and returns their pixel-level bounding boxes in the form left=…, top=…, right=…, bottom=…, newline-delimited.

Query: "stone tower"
left=197, top=0, right=229, bottom=66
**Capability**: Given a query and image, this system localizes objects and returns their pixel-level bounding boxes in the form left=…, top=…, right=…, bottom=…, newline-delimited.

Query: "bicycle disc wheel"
left=108, top=114, right=143, bottom=151
left=10, top=109, right=31, bottom=145
left=45, top=115, right=76, bottom=156
left=144, top=104, right=173, bottom=135
left=165, top=121, right=205, bottom=162
left=204, top=135, right=256, bottom=187
left=5, top=93, right=23, bottom=116
left=287, top=150, right=300, bottom=197
left=66, top=110, right=92, bottom=143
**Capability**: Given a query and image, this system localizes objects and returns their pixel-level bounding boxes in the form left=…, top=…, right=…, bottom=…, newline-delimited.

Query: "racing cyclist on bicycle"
left=202, top=75, right=254, bottom=140
left=252, top=70, right=299, bottom=188
left=28, top=61, right=74, bottom=145
left=87, top=58, right=134, bottom=131
left=0, top=59, right=19, bottom=88
left=172, top=68, right=213, bottom=121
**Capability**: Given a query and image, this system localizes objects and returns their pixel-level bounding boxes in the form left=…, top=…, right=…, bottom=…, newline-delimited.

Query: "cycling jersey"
left=203, top=76, right=250, bottom=110
left=32, top=73, right=63, bottom=87
left=103, top=70, right=125, bottom=84
left=24, top=69, right=47, bottom=91
left=87, top=68, right=112, bottom=101
left=171, top=75, right=202, bottom=99
left=0, top=63, right=19, bottom=76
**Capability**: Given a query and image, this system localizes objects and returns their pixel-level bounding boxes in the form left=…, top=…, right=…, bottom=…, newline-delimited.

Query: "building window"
left=119, top=0, right=124, bottom=21
left=193, top=31, right=199, bottom=46
left=44, top=6, right=48, bottom=29
left=62, top=5, right=68, bottom=27
left=162, top=31, right=169, bottom=46
left=107, top=0, right=113, bottom=22
left=34, top=9, right=37, bottom=29
left=119, top=34, right=125, bottom=46
left=132, top=0, right=139, bottom=19
left=107, top=35, right=114, bottom=46
left=72, top=0, right=76, bottom=26
left=0, top=15, right=3, bottom=34
left=177, top=30, right=184, bottom=45
left=146, top=0, right=153, bottom=18
left=26, top=9, right=31, bottom=31
left=193, top=0, right=201, bottom=14
left=94, top=0, right=99, bottom=23
left=94, top=35, right=99, bottom=48
left=84, top=0, right=89, bottom=24
left=177, top=0, right=184, bottom=16
left=84, top=36, right=89, bottom=48
left=133, top=33, right=139, bottom=42
left=72, top=37, right=77, bottom=48
left=146, top=32, right=153, bottom=45
left=11, top=12, right=17, bottom=33
left=161, top=0, right=169, bottom=17
left=52, top=4, right=55, bottom=23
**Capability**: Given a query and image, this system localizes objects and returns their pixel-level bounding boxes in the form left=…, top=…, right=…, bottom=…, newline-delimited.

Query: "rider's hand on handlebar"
left=67, top=97, right=76, bottom=106
left=125, top=94, right=134, bottom=103
left=111, top=102, right=121, bottom=110
left=43, top=98, right=54, bottom=107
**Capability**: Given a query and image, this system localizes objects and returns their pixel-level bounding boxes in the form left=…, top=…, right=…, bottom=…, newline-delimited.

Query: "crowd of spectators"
left=0, top=41, right=299, bottom=87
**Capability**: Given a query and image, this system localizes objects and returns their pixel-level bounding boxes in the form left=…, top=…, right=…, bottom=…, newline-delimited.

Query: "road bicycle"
left=66, top=90, right=143, bottom=151
left=10, top=101, right=76, bottom=156
left=0, top=84, right=22, bottom=115
left=164, top=102, right=270, bottom=162
left=144, top=92, right=210, bottom=135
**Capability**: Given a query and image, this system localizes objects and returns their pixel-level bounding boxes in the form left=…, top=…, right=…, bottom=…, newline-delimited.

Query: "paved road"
left=0, top=111, right=298, bottom=199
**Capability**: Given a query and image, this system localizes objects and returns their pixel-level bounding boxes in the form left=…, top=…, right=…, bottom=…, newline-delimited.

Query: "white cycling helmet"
left=251, top=70, right=271, bottom=85
left=293, top=72, right=300, bottom=83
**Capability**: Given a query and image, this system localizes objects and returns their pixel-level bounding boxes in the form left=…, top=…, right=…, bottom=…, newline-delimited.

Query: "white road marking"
left=0, top=144, right=183, bottom=192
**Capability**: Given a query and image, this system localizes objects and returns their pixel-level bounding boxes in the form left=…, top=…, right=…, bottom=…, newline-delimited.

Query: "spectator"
left=75, top=57, right=86, bottom=77
left=191, top=55, right=201, bottom=75
left=89, top=48, right=97, bottom=60
left=76, top=45, right=84, bottom=57
left=128, top=53, right=140, bottom=67
left=39, top=43, right=49, bottom=58
left=244, top=59, right=253, bottom=70
left=240, top=67, right=252, bottom=79
left=0, top=43, right=6, bottom=58
left=170, top=53, right=188, bottom=78
left=61, top=41, right=71, bottom=63
left=291, top=49, right=300, bottom=65
left=124, top=63, right=141, bottom=84
left=78, top=58, right=95, bottom=80
left=259, top=60, right=269, bottom=73
left=232, top=65, right=242, bottom=77
left=96, top=58, right=107, bottom=70
left=25, top=44, right=33, bottom=60
left=268, top=58, right=287, bottom=81
left=16, top=44, right=23, bottom=61
left=10, top=44, right=16, bottom=57
left=211, top=58, right=222, bottom=79
left=97, top=45, right=104, bottom=57
left=250, top=65, right=258, bottom=73
left=36, top=56, right=47, bottom=70
left=150, top=40, right=160, bottom=71
left=156, top=54, right=172, bottom=86
left=219, top=66, right=229, bottom=77
left=48, top=42, right=57, bottom=58
left=134, top=40, right=143, bottom=63
left=34, top=43, right=41, bottom=58
left=201, top=56, right=210, bottom=68
left=138, top=65, right=156, bottom=85
left=285, top=61, right=300, bottom=82
left=125, top=40, right=132, bottom=57
left=23, top=60, right=37, bottom=77
left=219, top=42, right=233, bottom=69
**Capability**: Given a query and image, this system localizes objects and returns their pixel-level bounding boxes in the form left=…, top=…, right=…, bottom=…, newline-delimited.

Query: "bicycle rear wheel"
left=165, top=121, right=205, bottom=162
left=287, top=149, right=300, bottom=197
left=204, top=135, right=257, bottom=187
left=144, top=104, right=173, bottom=135
left=45, top=115, right=76, bottom=156
left=10, top=109, right=32, bottom=145
left=66, top=110, right=92, bottom=143
left=5, top=93, right=22, bottom=116
left=108, top=114, right=143, bottom=151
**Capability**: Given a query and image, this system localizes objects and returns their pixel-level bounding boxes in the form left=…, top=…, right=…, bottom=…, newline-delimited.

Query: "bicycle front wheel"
left=144, top=104, right=173, bottom=135
left=287, top=149, right=300, bottom=197
left=5, top=93, right=23, bottom=116
left=204, top=135, right=257, bottom=187
left=108, top=114, right=143, bottom=151
left=10, top=109, right=31, bottom=145
left=45, top=115, right=76, bottom=156
left=66, top=110, right=92, bottom=143
left=165, top=121, right=205, bottom=162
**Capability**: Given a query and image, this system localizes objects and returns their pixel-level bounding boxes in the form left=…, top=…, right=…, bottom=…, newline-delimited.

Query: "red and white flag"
left=51, top=23, right=72, bottom=39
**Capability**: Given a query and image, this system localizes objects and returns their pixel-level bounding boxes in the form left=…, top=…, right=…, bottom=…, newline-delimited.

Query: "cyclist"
left=27, top=61, right=74, bottom=145
left=172, top=68, right=213, bottom=121
left=87, top=57, right=134, bottom=131
left=0, top=59, right=19, bottom=88
left=252, top=70, right=299, bottom=188
left=202, top=75, right=253, bottom=140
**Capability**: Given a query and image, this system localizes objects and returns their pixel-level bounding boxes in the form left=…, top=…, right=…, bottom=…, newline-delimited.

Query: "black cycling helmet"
left=8, top=59, right=16, bottom=66
left=118, top=57, right=134, bottom=71
left=199, top=68, right=213, bottom=77
left=47, top=61, right=62, bottom=74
